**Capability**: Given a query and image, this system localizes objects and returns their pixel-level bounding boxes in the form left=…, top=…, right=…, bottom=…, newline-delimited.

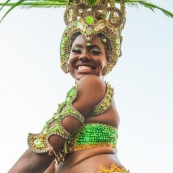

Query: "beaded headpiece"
left=60, top=0, right=125, bottom=75
left=0, top=0, right=173, bottom=75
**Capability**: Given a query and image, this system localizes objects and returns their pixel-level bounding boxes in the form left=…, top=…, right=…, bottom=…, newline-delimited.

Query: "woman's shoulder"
left=72, top=75, right=107, bottom=116
left=77, top=75, right=106, bottom=93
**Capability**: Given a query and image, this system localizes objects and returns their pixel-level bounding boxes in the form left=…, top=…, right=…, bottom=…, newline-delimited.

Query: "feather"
left=0, top=0, right=25, bottom=22
left=124, top=0, right=173, bottom=18
left=0, top=2, right=67, bottom=9
left=0, top=0, right=11, bottom=11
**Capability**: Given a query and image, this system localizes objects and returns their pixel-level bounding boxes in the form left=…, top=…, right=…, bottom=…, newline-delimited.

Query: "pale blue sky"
left=0, top=1, right=173, bottom=172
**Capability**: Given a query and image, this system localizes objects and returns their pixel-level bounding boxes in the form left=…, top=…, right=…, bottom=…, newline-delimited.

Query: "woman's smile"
left=77, top=65, right=93, bottom=72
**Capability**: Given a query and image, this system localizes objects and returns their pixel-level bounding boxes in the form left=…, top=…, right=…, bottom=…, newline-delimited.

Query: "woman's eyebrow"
left=72, top=44, right=83, bottom=48
left=89, top=45, right=101, bottom=50
left=88, top=44, right=101, bottom=49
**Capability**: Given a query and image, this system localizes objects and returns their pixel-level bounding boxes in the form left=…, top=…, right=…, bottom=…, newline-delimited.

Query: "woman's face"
left=69, top=35, right=107, bottom=81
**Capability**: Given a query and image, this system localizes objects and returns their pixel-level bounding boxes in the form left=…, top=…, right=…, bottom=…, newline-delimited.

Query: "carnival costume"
left=1, top=0, right=173, bottom=173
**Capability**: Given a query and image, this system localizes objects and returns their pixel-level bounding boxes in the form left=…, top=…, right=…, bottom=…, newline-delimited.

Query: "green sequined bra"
left=71, top=123, right=118, bottom=152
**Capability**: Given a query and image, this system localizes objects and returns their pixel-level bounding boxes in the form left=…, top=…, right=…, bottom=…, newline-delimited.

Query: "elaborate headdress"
left=0, top=0, right=173, bottom=75
left=61, top=0, right=126, bottom=75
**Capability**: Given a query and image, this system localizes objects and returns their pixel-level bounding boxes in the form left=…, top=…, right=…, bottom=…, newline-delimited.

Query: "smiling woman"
left=69, top=35, right=107, bottom=80
left=0, top=0, right=173, bottom=173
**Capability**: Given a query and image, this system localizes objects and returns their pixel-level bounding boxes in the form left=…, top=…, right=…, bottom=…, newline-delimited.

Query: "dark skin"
left=8, top=35, right=123, bottom=173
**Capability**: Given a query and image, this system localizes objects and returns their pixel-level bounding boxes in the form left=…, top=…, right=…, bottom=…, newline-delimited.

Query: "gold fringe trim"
left=97, top=163, right=130, bottom=173
left=72, top=143, right=116, bottom=152
left=85, top=163, right=130, bottom=173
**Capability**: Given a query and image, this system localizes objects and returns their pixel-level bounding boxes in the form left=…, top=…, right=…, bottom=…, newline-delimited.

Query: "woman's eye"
left=90, top=49, right=101, bottom=55
left=72, top=48, right=81, bottom=53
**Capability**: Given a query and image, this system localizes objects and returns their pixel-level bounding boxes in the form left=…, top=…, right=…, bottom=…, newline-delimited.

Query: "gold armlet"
left=27, top=85, right=85, bottom=164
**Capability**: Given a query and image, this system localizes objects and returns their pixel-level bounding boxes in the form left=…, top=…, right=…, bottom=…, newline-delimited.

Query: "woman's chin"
left=73, top=72, right=102, bottom=81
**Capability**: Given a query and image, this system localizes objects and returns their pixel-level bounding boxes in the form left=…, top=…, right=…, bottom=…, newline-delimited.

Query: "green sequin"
left=87, top=43, right=91, bottom=46
left=63, top=36, right=67, bottom=41
left=34, top=139, right=43, bottom=147
left=86, top=16, right=94, bottom=25
left=68, top=87, right=75, bottom=97
left=76, top=21, right=83, bottom=29
left=114, top=38, right=120, bottom=45
left=86, top=27, right=93, bottom=35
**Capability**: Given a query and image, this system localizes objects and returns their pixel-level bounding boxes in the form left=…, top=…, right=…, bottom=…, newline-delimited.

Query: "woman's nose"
left=78, top=53, right=91, bottom=61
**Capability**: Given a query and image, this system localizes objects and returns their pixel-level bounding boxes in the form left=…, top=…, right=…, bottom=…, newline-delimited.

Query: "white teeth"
left=78, top=66, right=91, bottom=70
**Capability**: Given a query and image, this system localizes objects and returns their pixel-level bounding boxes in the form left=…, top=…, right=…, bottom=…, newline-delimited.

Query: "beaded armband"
left=89, top=82, right=114, bottom=116
left=27, top=85, right=84, bottom=162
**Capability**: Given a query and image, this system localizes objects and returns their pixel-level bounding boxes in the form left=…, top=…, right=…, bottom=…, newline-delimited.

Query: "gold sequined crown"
left=60, top=0, right=126, bottom=75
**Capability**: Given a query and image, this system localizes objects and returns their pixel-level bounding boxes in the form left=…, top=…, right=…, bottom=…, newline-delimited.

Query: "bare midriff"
left=56, top=147, right=123, bottom=173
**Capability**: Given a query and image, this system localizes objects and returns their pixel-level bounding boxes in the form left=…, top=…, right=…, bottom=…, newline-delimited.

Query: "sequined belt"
left=71, top=123, right=118, bottom=152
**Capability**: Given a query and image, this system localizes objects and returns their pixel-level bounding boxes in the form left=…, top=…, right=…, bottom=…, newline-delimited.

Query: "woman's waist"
left=58, top=147, right=117, bottom=168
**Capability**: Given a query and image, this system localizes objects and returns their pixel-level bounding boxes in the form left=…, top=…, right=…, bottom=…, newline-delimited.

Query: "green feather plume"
left=124, top=0, right=173, bottom=18
left=0, top=0, right=25, bottom=21
left=0, top=0, right=173, bottom=22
